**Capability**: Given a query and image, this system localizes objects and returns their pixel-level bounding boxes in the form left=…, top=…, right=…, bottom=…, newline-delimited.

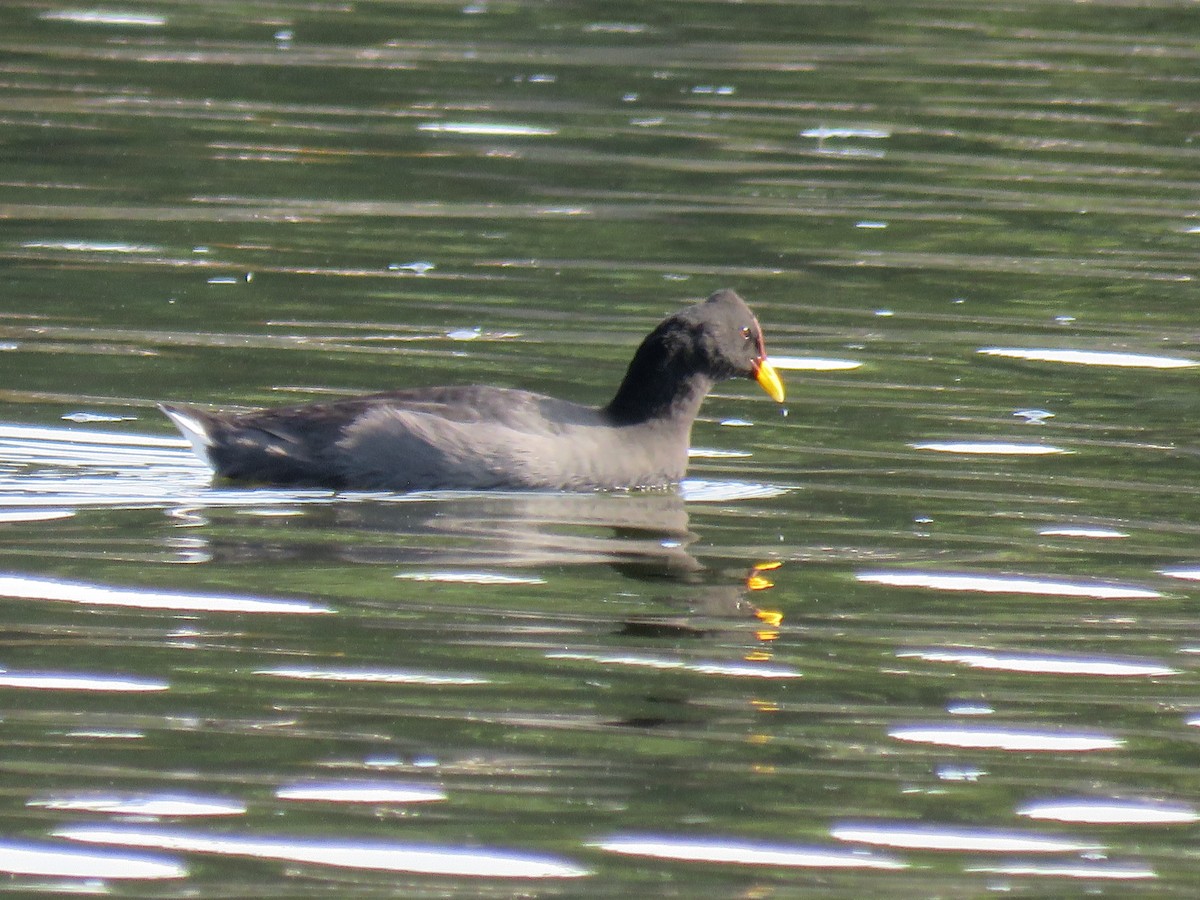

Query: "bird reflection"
left=618, top=560, right=782, bottom=641
left=175, top=489, right=781, bottom=635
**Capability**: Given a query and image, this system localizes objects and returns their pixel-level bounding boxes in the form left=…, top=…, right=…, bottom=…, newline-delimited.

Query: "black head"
left=667, top=289, right=784, bottom=398
left=606, top=289, right=785, bottom=423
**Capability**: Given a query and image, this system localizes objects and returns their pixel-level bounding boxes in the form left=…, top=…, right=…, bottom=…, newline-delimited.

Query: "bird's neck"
left=604, top=333, right=712, bottom=426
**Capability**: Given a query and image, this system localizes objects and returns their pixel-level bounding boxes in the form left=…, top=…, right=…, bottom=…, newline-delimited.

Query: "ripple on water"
left=27, top=792, right=247, bottom=817
left=55, top=826, right=589, bottom=878
left=768, top=355, right=863, bottom=372
left=897, top=648, right=1178, bottom=677
left=0, top=423, right=333, bottom=511
left=0, top=839, right=185, bottom=879
left=1037, top=525, right=1128, bottom=538
left=830, top=822, right=1103, bottom=854
left=681, top=479, right=789, bottom=501
left=888, top=724, right=1123, bottom=752
left=0, top=669, right=170, bottom=691
left=979, top=347, right=1197, bottom=369
left=593, top=834, right=905, bottom=870
left=1016, top=798, right=1198, bottom=825
left=396, top=571, right=546, bottom=585
left=546, top=651, right=801, bottom=679
left=37, top=10, right=168, bottom=27
left=858, top=570, right=1160, bottom=600
left=274, top=781, right=446, bottom=804
left=911, top=441, right=1070, bottom=455
left=253, top=667, right=489, bottom=685
left=0, top=573, right=331, bottom=614
left=963, top=860, right=1156, bottom=881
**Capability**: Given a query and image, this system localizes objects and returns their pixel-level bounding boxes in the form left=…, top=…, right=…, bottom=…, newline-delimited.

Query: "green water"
left=0, top=1, right=1198, bottom=895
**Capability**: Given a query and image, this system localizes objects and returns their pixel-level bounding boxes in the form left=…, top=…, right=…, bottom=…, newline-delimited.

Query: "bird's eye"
left=740, top=326, right=752, bottom=341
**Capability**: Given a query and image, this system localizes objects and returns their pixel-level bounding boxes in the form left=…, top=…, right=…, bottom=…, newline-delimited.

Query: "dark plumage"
left=160, top=289, right=785, bottom=491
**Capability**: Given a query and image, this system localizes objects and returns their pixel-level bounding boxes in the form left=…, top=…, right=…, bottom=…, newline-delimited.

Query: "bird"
left=159, top=288, right=785, bottom=492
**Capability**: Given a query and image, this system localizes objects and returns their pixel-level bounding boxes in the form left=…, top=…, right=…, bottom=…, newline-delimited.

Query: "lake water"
left=1, top=1, right=1199, bottom=894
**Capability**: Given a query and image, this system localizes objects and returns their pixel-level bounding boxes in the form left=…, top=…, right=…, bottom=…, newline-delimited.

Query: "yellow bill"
left=753, top=358, right=786, bottom=403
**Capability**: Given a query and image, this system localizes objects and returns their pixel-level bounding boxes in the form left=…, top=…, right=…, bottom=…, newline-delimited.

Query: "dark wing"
left=335, top=389, right=606, bottom=490
left=161, top=387, right=603, bottom=489
left=161, top=402, right=352, bottom=486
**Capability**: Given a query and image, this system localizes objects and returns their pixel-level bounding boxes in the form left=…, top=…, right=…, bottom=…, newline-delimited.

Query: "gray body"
left=161, top=381, right=708, bottom=491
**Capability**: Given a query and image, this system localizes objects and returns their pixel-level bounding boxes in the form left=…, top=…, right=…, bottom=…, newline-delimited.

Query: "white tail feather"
left=159, top=405, right=215, bottom=468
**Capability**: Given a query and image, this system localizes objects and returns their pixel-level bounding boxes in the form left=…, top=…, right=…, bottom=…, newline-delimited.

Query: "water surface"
left=0, top=1, right=1199, bottom=895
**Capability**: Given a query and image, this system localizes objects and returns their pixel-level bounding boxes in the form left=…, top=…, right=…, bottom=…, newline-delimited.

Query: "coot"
left=160, top=288, right=785, bottom=491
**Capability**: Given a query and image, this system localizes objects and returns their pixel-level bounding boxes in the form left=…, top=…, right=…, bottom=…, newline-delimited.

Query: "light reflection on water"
left=829, top=822, right=1103, bottom=854
left=28, top=793, right=248, bottom=817
left=1016, top=798, right=1199, bottom=826
left=254, top=667, right=491, bottom=686
left=0, top=669, right=169, bottom=691
left=857, top=570, right=1162, bottom=599
left=545, top=650, right=802, bottom=679
left=911, top=440, right=1071, bottom=455
left=979, top=347, right=1198, bottom=369
left=964, top=860, right=1157, bottom=882
left=897, top=647, right=1178, bottom=677
left=887, top=725, right=1124, bottom=753
left=273, top=781, right=447, bottom=804
left=594, top=834, right=906, bottom=870
left=0, top=572, right=332, bottom=614
left=0, top=839, right=186, bottom=880
left=56, top=825, right=591, bottom=879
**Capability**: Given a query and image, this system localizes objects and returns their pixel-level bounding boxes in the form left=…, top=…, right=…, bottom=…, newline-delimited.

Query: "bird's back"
left=162, top=385, right=689, bottom=491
